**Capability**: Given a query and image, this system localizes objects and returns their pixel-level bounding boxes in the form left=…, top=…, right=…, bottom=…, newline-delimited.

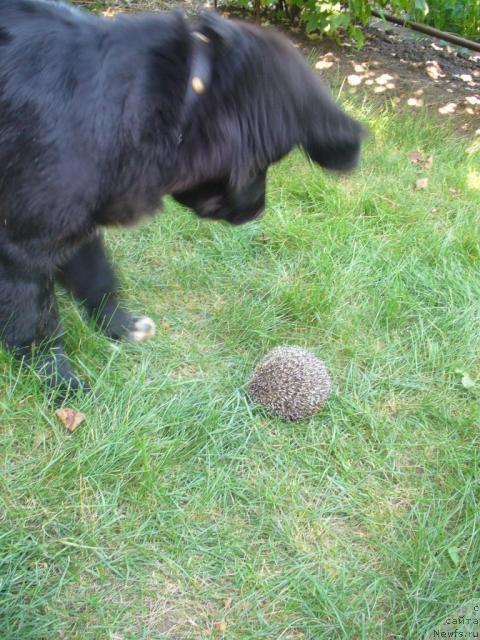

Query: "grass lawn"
left=1, top=102, right=479, bottom=639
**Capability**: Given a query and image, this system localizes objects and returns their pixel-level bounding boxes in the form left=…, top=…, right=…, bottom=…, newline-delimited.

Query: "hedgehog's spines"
left=248, top=346, right=331, bottom=421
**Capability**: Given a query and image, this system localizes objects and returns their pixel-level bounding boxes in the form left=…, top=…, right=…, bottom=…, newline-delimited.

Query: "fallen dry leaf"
left=415, top=178, right=429, bottom=190
left=426, top=60, right=445, bottom=80
left=347, top=74, right=362, bottom=86
left=102, top=7, right=118, bottom=18
left=315, top=59, right=334, bottom=70
left=449, top=188, right=461, bottom=197
left=214, top=622, right=228, bottom=632
left=55, top=408, right=86, bottom=433
left=161, top=319, right=170, bottom=331
left=408, top=151, right=433, bottom=169
left=408, top=150, right=423, bottom=164
left=438, top=102, right=457, bottom=115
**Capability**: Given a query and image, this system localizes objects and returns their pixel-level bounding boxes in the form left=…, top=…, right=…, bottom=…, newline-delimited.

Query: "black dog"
left=0, top=0, right=363, bottom=397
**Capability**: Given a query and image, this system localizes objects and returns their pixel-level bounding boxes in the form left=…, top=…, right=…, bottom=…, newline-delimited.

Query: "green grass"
left=1, top=104, right=479, bottom=639
left=415, top=0, right=480, bottom=41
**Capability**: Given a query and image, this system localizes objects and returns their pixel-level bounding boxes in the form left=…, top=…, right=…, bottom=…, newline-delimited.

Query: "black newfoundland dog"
left=0, top=0, right=363, bottom=397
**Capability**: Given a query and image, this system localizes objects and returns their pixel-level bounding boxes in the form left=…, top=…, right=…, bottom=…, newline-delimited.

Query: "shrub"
left=414, top=0, right=480, bottom=41
left=225, top=0, right=479, bottom=45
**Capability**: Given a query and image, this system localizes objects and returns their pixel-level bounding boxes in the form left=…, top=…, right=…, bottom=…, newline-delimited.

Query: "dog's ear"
left=195, top=11, right=237, bottom=48
left=303, top=108, right=365, bottom=172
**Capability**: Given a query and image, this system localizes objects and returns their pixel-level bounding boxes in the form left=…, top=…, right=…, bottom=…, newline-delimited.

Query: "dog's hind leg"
left=0, top=265, right=88, bottom=398
left=57, top=233, right=156, bottom=343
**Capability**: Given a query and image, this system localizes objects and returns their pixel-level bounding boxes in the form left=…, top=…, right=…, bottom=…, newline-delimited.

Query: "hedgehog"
left=248, top=346, right=331, bottom=421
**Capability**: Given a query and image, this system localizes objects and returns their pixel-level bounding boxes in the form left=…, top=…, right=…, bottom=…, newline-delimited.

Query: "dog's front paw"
left=96, top=304, right=156, bottom=342
left=127, top=316, right=156, bottom=342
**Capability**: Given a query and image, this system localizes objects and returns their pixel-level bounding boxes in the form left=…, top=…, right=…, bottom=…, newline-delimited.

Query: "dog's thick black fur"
left=0, top=0, right=363, bottom=397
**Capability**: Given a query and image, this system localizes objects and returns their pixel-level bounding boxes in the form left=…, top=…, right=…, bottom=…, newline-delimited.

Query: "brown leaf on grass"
left=408, top=151, right=433, bottom=169
left=55, top=408, right=86, bottom=433
left=408, top=150, right=423, bottom=164
left=415, top=178, right=429, bottom=190
left=161, top=319, right=171, bottom=331
left=214, top=622, right=228, bottom=632
left=449, top=188, right=461, bottom=197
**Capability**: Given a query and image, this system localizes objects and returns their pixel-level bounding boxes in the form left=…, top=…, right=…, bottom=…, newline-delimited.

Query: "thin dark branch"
left=372, top=10, right=480, bottom=53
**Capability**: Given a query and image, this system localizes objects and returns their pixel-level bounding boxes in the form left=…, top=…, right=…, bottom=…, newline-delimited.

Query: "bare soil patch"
left=302, top=18, right=480, bottom=134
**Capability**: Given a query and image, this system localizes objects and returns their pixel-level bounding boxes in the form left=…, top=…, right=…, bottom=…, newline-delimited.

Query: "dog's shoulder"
left=0, top=0, right=99, bottom=59
left=0, top=0, right=89, bottom=21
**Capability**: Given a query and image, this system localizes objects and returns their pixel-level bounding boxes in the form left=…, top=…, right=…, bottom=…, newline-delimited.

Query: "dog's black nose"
left=227, top=204, right=265, bottom=225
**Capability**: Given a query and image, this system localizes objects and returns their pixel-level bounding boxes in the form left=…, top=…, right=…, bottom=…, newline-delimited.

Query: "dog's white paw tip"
left=128, top=316, right=156, bottom=342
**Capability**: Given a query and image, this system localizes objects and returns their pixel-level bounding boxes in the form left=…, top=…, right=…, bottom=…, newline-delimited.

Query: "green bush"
left=226, top=0, right=418, bottom=46
left=225, top=0, right=479, bottom=45
left=414, top=0, right=480, bottom=41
